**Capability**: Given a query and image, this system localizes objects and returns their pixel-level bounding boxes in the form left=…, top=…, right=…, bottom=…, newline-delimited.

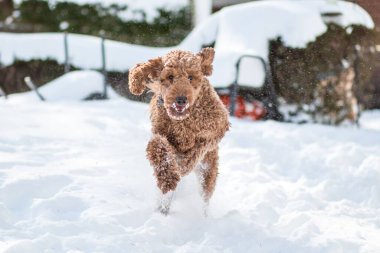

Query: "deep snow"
left=0, top=72, right=380, bottom=252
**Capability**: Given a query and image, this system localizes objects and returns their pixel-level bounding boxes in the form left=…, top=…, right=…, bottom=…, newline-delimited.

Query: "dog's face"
left=129, top=48, right=215, bottom=120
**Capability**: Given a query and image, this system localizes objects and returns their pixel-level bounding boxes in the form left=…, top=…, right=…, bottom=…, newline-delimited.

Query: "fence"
left=0, top=32, right=110, bottom=100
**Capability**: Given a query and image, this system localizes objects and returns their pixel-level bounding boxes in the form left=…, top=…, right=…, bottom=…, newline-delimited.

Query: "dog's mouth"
left=168, top=102, right=190, bottom=120
left=172, top=102, right=189, bottom=113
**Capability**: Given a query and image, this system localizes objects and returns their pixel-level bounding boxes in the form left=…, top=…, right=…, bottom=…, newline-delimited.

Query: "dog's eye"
left=188, top=76, right=193, bottom=81
left=168, top=75, right=174, bottom=80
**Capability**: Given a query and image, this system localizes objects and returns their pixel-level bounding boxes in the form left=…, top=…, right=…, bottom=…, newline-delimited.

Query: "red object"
left=219, top=94, right=267, bottom=120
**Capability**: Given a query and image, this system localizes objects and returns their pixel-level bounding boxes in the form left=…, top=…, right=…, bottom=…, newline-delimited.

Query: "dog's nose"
left=175, top=96, right=188, bottom=106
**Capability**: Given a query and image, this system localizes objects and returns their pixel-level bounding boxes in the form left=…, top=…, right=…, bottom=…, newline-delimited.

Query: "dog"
left=128, top=48, right=229, bottom=214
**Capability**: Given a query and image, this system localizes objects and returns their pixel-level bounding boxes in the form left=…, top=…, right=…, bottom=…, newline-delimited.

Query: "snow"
left=360, top=110, right=380, bottom=132
left=0, top=0, right=374, bottom=87
left=299, top=0, right=374, bottom=28
left=208, top=0, right=374, bottom=87
left=193, top=0, right=212, bottom=26
left=0, top=32, right=172, bottom=73
left=10, top=70, right=119, bottom=102
left=0, top=71, right=380, bottom=252
left=210, top=0, right=328, bottom=86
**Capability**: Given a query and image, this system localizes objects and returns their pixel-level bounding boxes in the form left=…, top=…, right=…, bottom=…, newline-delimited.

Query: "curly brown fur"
left=146, top=135, right=180, bottom=194
left=196, top=148, right=219, bottom=203
left=129, top=48, right=229, bottom=210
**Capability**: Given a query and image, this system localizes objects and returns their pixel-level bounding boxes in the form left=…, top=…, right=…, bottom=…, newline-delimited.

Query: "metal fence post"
left=64, top=31, right=70, bottom=73
left=100, top=31, right=108, bottom=99
left=24, top=76, right=45, bottom=101
left=229, top=82, right=238, bottom=117
left=0, top=86, right=7, bottom=99
left=229, top=59, right=241, bottom=116
left=0, top=53, right=7, bottom=99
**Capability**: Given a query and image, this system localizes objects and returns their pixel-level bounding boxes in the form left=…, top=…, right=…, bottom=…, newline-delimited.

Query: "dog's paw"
left=156, top=169, right=180, bottom=194
left=156, top=191, right=175, bottom=215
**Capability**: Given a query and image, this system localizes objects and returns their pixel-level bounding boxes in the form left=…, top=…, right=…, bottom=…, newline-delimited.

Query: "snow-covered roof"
left=0, top=0, right=374, bottom=88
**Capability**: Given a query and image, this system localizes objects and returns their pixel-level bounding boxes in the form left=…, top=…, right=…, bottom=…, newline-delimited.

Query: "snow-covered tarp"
left=0, top=78, right=380, bottom=251
left=0, top=0, right=374, bottom=87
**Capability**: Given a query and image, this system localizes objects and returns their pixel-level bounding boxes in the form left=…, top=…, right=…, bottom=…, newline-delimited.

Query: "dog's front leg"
left=156, top=190, right=175, bottom=215
left=146, top=135, right=181, bottom=195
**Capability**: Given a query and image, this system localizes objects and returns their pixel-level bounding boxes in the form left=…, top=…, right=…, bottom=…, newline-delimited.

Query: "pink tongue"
left=176, top=105, right=186, bottom=112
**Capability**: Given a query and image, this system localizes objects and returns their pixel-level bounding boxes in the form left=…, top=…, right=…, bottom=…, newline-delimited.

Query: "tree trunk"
left=0, top=0, right=14, bottom=19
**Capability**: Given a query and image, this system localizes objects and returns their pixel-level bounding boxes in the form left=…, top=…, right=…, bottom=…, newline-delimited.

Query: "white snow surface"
left=10, top=70, right=119, bottom=102
left=0, top=0, right=375, bottom=87
left=1, top=71, right=380, bottom=252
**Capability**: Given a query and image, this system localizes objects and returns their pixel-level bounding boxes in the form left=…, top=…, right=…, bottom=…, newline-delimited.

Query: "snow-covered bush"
left=314, top=67, right=358, bottom=125
left=269, top=24, right=377, bottom=125
left=0, top=0, right=13, bottom=20
left=0, top=59, right=68, bottom=94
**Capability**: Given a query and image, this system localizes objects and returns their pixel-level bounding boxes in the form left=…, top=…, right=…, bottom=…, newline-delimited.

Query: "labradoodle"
left=128, top=48, right=229, bottom=214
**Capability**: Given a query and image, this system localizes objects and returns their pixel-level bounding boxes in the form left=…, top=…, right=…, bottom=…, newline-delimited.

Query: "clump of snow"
left=0, top=95, right=380, bottom=252
left=360, top=110, right=380, bottom=131
left=9, top=70, right=119, bottom=102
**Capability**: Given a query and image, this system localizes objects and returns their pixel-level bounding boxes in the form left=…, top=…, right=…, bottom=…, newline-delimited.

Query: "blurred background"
left=0, top=0, right=379, bottom=125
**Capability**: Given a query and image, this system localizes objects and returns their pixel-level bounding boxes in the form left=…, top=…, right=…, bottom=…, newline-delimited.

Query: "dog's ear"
left=197, top=47, right=215, bottom=76
left=128, top=57, right=163, bottom=95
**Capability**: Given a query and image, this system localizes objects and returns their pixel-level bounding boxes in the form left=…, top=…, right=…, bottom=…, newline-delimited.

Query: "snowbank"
left=9, top=70, right=120, bottom=102
left=0, top=97, right=379, bottom=252
left=0, top=0, right=374, bottom=87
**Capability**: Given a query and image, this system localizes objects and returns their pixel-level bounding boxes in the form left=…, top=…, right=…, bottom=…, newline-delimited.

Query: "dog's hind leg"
left=196, top=148, right=219, bottom=210
left=146, top=135, right=181, bottom=195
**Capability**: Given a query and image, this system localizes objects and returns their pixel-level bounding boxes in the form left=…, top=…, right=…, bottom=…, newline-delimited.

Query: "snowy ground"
left=1, top=83, right=380, bottom=252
